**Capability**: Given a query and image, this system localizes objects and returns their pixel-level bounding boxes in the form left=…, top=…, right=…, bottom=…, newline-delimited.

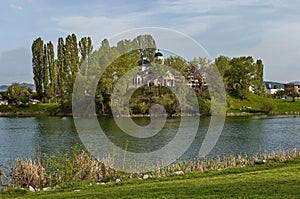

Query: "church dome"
left=154, top=51, right=163, bottom=57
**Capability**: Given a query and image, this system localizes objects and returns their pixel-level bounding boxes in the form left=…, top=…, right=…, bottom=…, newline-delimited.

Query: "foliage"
left=31, top=34, right=269, bottom=116
left=261, top=99, right=276, bottom=114
left=198, top=97, right=211, bottom=115
left=6, top=83, right=30, bottom=105
left=215, top=55, right=264, bottom=99
left=164, top=56, right=188, bottom=76
left=32, top=38, right=44, bottom=99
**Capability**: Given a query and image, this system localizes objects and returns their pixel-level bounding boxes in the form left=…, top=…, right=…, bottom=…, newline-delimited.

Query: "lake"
left=1, top=115, right=300, bottom=167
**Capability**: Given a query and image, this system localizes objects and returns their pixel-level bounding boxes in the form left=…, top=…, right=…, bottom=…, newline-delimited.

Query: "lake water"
left=1, top=115, right=300, bottom=167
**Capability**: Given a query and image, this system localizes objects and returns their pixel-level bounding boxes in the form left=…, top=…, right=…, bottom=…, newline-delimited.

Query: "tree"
left=215, top=55, right=231, bottom=78
left=43, top=44, right=50, bottom=98
left=32, top=37, right=44, bottom=99
left=7, top=83, right=30, bottom=105
left=164, top=56, right=188, bottom=76
left=227, top=56, right=255, bottom=99
left=254, top=59, right=264, bottom=95
left=79, top=36, right=93, bottom=76
left=56, top=37, right=65, bottom=98
left=132, top=35, right=156, bottom=61
left=47, top=41, right=56, bottom=99
left=70, top=34, right=79, bottom=88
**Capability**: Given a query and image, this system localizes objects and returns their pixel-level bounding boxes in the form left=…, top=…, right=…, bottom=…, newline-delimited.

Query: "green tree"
left=7, top=83, right=30, bottom=105
left=254, top=59, right=264, bottom=95
left=227, top=56, right=255, bottom=99
left=57, top=37, right=65, bottom=98
left=32, top=37, right=44, bottom=99
left=46, top=41, right=56, bottom=100
left=43, top=44, right=50, bottom=99
left=63, top=35, right=72, bottom=96
left=79, top=36, right=93, bottom=76
left=215, top=55, right=231, bottom=78
left=133, top=35, right=156, bottom=61
left=70, top=34, right=79, bottom=88
left=164, top=56, right=188, bottom=76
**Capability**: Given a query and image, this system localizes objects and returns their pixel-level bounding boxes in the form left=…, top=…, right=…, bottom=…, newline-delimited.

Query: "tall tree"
left=70, top=33, right=79, bottom=86
left=254, top=59, right=264, bottom=95
left=43, top=44, right=50, bottom=98
left=79, top=36, right=93, bottom=75
left=133, top=35, right=156, bottom=61
left=56, top=37, right=65, bottom=97
left=32, top=37, right=44, bottom=99
left=63, top=35, right=72, bottom=96
left=47, top=41, right=56, bottom=99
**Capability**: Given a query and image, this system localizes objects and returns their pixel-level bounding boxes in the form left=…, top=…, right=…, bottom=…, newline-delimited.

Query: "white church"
left=131, top=50, right=177, bottom=88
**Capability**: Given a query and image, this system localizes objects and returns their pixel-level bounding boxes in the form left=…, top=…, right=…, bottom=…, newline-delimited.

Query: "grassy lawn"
left=227, top=93, right=300, bottom=114
left=0, top=103, right=60, bottom=115
left=2, top=158, right=300, bottom=198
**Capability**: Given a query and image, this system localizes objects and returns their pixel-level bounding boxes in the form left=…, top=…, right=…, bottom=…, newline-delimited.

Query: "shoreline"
left=1, top=110, right=300, bottom=117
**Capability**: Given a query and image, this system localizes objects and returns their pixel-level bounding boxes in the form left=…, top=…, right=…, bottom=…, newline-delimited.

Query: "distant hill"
left=0, top=85, right=8, bottom=92
left=0, top=83, right=35, bottom=92
left=289, top=81, right=300, bottom=84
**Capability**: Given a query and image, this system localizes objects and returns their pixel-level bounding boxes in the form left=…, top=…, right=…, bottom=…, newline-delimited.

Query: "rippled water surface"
left=1, top=115, right=300, bottom=166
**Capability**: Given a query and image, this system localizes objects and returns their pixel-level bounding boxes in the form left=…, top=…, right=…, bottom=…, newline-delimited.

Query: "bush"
left=261, top=99, right=276, bottom=114
left=198, top=97, right=211, bottom=116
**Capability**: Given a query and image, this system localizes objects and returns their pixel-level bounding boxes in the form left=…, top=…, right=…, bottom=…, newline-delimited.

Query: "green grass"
left=0, top=103, right=60, bottom=115
left=2, top=158, right=300, bottom=198
left=227, top=93, right=300, bottom=114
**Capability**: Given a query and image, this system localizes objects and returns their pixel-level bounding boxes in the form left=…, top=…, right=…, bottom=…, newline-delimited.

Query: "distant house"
left=284, top=83, right=300, bottom=97
left=29, top=99, right=41, bottom=105
left=0, top=100, right=8, bottom=106
left=263, top=81, right=285, bottom=95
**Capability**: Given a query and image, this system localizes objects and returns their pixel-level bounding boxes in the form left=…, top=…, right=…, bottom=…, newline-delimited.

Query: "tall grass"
left=1, top=147, right=299, bottom=190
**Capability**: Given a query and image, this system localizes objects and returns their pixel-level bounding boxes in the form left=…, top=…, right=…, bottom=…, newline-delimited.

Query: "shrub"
left=261, top=99, right=276, bottom=114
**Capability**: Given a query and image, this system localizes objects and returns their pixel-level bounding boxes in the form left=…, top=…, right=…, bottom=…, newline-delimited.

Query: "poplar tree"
left=47, top=41, right=56, bottom=99
left=57, top=37, right=65, bottom=97
left=79, top=36, right=93, bottom=75
left=43, top=44, right=50, bottom=98
left=32, top=37, right=44, bottom=99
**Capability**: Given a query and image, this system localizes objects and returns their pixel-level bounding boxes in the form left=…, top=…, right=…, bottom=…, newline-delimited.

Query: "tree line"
left=30, top=33, right=265, bottom=115
left=32, top=34, right=93, bottom=102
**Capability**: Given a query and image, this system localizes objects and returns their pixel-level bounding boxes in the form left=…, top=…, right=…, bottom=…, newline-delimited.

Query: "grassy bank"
left=227, top=93, right=300, bottom=115
left=0, top=103, right=61, bottom=116
left=0, top=93, right=299, bottom=117
left=1, top=148, right=300, bottom=198
left=1, top=156, right=300, bottom=198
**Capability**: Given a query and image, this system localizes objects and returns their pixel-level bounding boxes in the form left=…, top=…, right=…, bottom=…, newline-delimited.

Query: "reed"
left=1, top=148, right=299, bottom=190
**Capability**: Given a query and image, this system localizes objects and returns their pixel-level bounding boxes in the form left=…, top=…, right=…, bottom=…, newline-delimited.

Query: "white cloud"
left=248, top=22, right=300, bottom=82
left=51, top=15, right=139, bottom=46
left=9, top=4, right=23, bottom=11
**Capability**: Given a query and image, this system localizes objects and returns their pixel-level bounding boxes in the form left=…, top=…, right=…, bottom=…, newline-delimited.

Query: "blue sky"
left=0, top=0, right=300, bottom=84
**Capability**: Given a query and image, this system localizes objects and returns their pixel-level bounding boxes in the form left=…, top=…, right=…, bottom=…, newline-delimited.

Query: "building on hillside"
left=263, top=81, right=285, bottom=95
left=284, top=83, right=300, bottom=97
left=131, top=50, right=177, bottom=88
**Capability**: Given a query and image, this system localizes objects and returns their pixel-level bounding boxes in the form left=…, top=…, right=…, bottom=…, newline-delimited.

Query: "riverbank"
left=0, top=94, right=299, bottom=117
left=0, top=103, right=67, bottom=117
left=1, top=155, right=300, bottom=198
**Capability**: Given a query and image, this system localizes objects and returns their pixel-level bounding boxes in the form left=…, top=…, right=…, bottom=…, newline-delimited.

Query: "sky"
left=0, top=0, right=300, bottom=84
